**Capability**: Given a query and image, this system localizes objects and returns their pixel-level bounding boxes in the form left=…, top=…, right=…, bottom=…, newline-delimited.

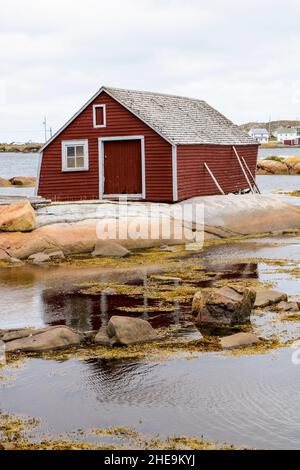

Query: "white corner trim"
left=98, top=135, right=146, bottom=200
left=61, top=139, right=89, bottom=172
left=172, top=145, right=178, bottom=202
left=93, top=104, right=106, bottom=128
left=35, top=151, right=43, bottom=196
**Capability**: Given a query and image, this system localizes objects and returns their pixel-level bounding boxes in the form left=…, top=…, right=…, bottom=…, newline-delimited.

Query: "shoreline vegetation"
left=0, top=142, right=300, bottom=154
left=0, top=143, right=42, bottom=153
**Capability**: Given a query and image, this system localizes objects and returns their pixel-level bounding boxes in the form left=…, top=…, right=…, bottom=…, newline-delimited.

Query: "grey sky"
left=1, top=0, right=300, bottom=143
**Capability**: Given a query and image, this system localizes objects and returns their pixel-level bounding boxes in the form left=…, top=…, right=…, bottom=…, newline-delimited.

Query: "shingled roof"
left=105, top=86, right=255, bottom=146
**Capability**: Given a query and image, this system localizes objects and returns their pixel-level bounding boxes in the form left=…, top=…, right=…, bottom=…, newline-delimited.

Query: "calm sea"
left=0, top=149, right=300, bottom=199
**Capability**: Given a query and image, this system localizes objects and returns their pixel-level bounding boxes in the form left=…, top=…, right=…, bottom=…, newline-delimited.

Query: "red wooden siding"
left=38, top=92, right=173, bottom=201
left=103, top=140, right=142, bottom=195
left=177, top=144, right=259, bottom=201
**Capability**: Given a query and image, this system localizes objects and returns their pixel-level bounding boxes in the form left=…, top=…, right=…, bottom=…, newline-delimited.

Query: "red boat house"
left=37, top=86, right=259, bottom=202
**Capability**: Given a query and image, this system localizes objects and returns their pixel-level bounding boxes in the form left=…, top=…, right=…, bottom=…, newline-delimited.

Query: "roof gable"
left=41, top=86, right=256, bottom=152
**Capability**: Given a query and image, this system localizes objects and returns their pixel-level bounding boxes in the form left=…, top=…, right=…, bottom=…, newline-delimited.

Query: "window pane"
left=76, top=146, right=84, bottom=157
left=67, top=146, right=75, bottom=157
left=67, top=157, right=76, bottom=168
left=95, top=106, right=104, bottom=126
left=76, top=157, right=85, bottom=168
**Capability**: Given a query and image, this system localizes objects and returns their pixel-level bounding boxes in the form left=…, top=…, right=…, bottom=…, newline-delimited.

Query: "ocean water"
left=0, top=150, right=299, bottom=201
left=0, top=152, right=40, bottom=197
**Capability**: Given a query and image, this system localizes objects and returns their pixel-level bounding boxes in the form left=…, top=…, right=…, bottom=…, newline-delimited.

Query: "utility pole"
left=268, top=115, right=272, bottom=138
left=43, top=117, right=47, bottom=142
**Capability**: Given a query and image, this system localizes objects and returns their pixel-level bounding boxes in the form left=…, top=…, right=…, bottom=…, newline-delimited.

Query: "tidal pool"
left=1, top=235, right=300, bottom=449
left=1, top=349, right=299, bottom=450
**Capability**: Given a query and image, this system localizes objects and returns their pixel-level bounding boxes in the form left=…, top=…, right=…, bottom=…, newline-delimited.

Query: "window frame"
left=61, top=139, right=89, bottom=172
left=93, top=104, right=107, bottom=128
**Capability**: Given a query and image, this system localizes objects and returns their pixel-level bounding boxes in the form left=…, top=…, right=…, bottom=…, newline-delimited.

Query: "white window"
left=62, top=140, right=89, bottom=172
left=93, top=104, right=106, bottom=128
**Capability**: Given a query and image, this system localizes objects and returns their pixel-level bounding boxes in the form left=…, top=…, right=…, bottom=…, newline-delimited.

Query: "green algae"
left=0, top=413, right=239, bottom=450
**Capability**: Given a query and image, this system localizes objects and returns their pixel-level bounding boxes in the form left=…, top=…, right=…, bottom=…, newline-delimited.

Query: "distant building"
left=283, top=136, right=300, bottom=146
left=248, top=128, right=269, bottom=144
left=274, top=127, right=299, bottom=143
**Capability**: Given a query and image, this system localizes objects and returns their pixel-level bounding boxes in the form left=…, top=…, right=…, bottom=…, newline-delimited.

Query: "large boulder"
left=0, top=201, right=36, bottom=232
left=4, top=326, right=80, bottom=352
left=285, top=156, right=300, bottom=172
left=193, top=286, right=256, bottom=326
left=96, top=316, right=159, bottom=346
left=0, top=177, right=10, bottom=187
left=220, top=332, right=259, bottom=350
left=0, top=248, right=12, bottom=261
left=257, top=160, right=288, bottom=175
left=292, top=162, right=300, bottom=174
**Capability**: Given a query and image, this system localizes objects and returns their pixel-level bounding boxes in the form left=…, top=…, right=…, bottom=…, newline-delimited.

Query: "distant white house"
left=274, top=127, right=298, bottom=143
left=248, top=128, right=269, bottom=144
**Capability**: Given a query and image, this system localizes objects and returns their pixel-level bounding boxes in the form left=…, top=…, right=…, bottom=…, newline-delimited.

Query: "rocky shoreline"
left=0, top=176, right=36, bottom=188
left=257, top=156, right=300, bottom=175
left=0, top=143, right=42, bottom=153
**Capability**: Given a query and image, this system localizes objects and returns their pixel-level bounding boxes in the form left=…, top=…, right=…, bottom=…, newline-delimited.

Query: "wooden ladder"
left=232, top=146, right=261, bottom=194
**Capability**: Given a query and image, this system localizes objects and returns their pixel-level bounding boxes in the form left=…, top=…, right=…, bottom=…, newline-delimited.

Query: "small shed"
left=37, top=87, right=259, bottom=202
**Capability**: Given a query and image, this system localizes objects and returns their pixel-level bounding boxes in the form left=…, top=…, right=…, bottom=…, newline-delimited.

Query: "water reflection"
left=1, top=349, right=300, bottom=449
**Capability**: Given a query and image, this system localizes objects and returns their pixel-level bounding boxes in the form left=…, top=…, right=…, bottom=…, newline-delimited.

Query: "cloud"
left=0, top=0, right=300, bottom=142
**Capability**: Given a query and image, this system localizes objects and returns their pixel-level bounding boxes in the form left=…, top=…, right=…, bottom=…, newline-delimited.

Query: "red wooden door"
left=103, top=140, right=143, bottom=195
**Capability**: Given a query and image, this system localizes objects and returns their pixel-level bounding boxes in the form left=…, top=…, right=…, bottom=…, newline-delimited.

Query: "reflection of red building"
left=37, top=86, right=258, bottom=202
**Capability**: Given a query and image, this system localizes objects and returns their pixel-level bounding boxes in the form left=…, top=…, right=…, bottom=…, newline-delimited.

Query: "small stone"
left=101, top=287, right=117, bottom=296
left=106, top=316, right=159, bottom=346
left=254, top=289, right=288, bottom=308
left=220, top=332, right=259, bottom=350
left=92, top=241, right=131, bottom=258
left=152, top=275, right=182, bottom=284
left=94, top=327, right=112, bottom=347
left=160, top=245, right=180, bottom=253
left=1, top=328, right=38, bottom=342
left=5, top=326, right=80, bottom=352
left=9, top=257, right=24, bottom=265
left=47, top=250, right=65, bottom=260
left=276, top=301, right=299, bottom=313
left=28, top=253, right=51, bottom=264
